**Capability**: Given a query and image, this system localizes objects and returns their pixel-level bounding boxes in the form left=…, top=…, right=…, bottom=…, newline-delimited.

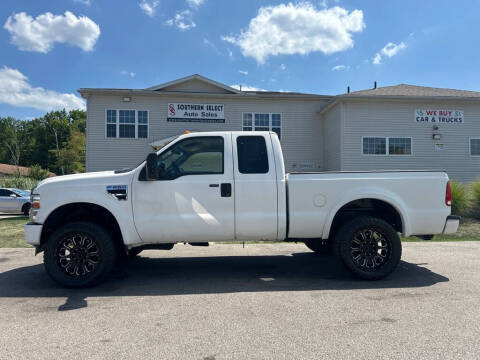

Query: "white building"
left=79, top=74, right=480, bottom=182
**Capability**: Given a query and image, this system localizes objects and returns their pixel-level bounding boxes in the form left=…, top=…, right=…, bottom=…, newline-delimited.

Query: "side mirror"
left=145, top=153, right=159, bottom=181
left=10, top=194, right=17, bottom=198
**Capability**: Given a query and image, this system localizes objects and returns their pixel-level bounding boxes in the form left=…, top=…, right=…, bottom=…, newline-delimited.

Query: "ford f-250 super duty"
left=25, top=131, right=459, bottom=287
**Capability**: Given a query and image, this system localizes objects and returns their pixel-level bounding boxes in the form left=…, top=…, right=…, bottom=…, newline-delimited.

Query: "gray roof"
left=345, top=84, right=480, bottom=98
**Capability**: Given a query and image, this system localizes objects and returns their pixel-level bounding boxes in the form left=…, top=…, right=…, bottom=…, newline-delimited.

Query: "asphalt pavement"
left=0, top=242, right=479, bottom=360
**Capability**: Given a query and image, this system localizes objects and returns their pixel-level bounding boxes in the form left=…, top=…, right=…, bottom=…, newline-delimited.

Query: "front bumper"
left=443, top=215, right=460, bottom=234
left=24, top=223, right=43, bottom=246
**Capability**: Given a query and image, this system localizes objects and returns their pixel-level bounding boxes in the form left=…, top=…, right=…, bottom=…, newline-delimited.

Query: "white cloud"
left=332, top=64, right=349, bottom=71
left=139, top=1, right=159, bottom=17
left=73, top=0, right=92, bottom=6
left=3, top=11, right=100, bottom=53
left=280, top=63, right=286, bottom=71
left=220, top=35, right=236, bottom=44
left=121, top=70, right=136, bottom=77
left=186, top=0, right=205, bottom=9
left=166, top=10, right=196, bottom=30
left=373, top=41, right=406, bottom=64
left=230, top=84, right=267, bottom=92
left=222, top=3, right=365, bottom=63
left=227, top=48, right=234, bottom=60
left=0, top=66, right=85, bottom=111
left=238, top=70, right=248, bottom=75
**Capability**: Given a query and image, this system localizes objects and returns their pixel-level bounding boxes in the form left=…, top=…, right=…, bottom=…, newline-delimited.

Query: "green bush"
left=29, top=164, right=51, bottom=180
left=450, top=181, right=470, bottom=216
left=470, top=179, right=480, bottom=219
left=0, top=175, right=38, bottom=190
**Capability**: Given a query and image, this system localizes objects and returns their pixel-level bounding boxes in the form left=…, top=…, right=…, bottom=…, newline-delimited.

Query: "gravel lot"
left=0, top=242, right=479, bottom=360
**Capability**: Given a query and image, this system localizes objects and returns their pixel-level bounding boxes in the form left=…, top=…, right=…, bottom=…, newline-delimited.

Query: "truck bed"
left=286, top=171, right=450, bottom=239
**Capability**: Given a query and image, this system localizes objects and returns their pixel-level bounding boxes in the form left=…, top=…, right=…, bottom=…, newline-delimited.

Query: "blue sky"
left=1, top=0, right=480, bottom=119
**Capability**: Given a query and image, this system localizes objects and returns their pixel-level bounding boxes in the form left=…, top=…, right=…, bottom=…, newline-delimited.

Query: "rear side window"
left=237, top=136, right=269, bottom=174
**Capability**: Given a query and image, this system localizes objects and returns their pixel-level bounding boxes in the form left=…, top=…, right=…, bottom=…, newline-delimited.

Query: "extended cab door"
left=132, top=134, right=235, bottom=243
left=232, top=133, right=278, bottom=240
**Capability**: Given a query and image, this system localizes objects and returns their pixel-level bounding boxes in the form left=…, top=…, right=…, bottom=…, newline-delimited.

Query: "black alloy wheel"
left=349, top=228, right=392, bottom=271
left=335, top=216, right=402, bottom=280
left=56, top=232, right=100, bottom=277
left=44, top=222, right=117, bottom=287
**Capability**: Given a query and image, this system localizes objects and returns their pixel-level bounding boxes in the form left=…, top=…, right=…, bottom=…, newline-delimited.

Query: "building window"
left=119, top=110, right=135, bottom=138
left=362, top=137, right=412, bottom=155
left=389, top=137, right=412, bottom=155
left=471, top=138, right=480, bottom=156
left=106, top=110, right=149, bottom=139
left=138, top=111, right=148, bottom=138
left=242, top=113, right=252, bottom=131
left=363, top=137, right=387, bottom=155
left=106, top=110, right=117, bottom=138
left=242, top=113, right=282, bottom=139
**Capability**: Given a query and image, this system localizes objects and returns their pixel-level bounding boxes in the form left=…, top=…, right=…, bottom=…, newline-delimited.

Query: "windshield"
left=12, top=189, right=30, bottom=197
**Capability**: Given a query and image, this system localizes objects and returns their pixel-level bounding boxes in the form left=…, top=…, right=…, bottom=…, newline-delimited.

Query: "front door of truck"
left=132, top=134, right=235, bottom=243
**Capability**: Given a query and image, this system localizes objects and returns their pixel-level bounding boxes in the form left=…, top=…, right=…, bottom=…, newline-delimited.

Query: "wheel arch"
left=39, top=202, right=126, bottom=255
left=322, top=194, right=409, bottom=240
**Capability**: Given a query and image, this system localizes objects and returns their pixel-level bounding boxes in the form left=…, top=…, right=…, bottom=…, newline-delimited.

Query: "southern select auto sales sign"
left=167, top=103, right=225, bottom=123
left=415, top=109, right=464, bottom=124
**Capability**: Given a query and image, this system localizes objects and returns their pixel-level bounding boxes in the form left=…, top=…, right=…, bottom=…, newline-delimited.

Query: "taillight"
left=445, top=181, right=452, bottom=206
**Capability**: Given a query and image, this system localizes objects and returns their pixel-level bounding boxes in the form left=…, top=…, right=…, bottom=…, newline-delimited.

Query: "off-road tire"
left=334, top=216, right=402, bottom=280
left=44, top=221, right=117, bottom=288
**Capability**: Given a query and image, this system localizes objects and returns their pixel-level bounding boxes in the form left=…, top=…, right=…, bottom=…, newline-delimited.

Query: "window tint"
left=157, top=137, right=224, bottom=180
left=237, top=136, right=269, bottom=174
left=0, top=189, right=12, bottom=197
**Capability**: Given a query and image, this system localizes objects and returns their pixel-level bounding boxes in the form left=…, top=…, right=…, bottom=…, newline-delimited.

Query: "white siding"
left=322, top=103, right=342, bottom=170
left=341, top=100, right=480, bottom=182
left=86, top=94, right=328, bottom=173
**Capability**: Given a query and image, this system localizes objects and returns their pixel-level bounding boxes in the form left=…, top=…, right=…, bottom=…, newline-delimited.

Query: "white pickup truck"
left=25, top=131, right=459, bottom=287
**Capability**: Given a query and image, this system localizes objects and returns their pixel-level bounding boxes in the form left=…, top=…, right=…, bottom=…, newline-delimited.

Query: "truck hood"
left=34, top=170, right=132, bottom=192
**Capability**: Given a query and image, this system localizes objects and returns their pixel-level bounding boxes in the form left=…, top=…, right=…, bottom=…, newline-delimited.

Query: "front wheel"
left=44, top=222, right=117, bottom=288
left=335, top=216, right=402, bottom=280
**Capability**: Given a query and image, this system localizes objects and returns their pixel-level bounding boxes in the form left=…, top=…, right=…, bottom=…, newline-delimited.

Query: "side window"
left=0, top=189, right=12, bottom=197
left=237, top=135, right=269, bottom=174
left=157, top=136, right=224, bottom=180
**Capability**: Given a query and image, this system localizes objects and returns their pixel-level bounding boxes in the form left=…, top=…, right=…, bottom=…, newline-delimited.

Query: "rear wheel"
left=304, top=239, right=331, bottom=255
left=335, top=216, right=401, bottom=280
left=44, top=222, right=117, bottom=288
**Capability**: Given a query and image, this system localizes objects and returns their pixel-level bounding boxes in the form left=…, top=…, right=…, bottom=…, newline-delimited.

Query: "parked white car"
left=24, top=131, right=459, bottom=287
left=0, top=188, right=31, bottom=215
